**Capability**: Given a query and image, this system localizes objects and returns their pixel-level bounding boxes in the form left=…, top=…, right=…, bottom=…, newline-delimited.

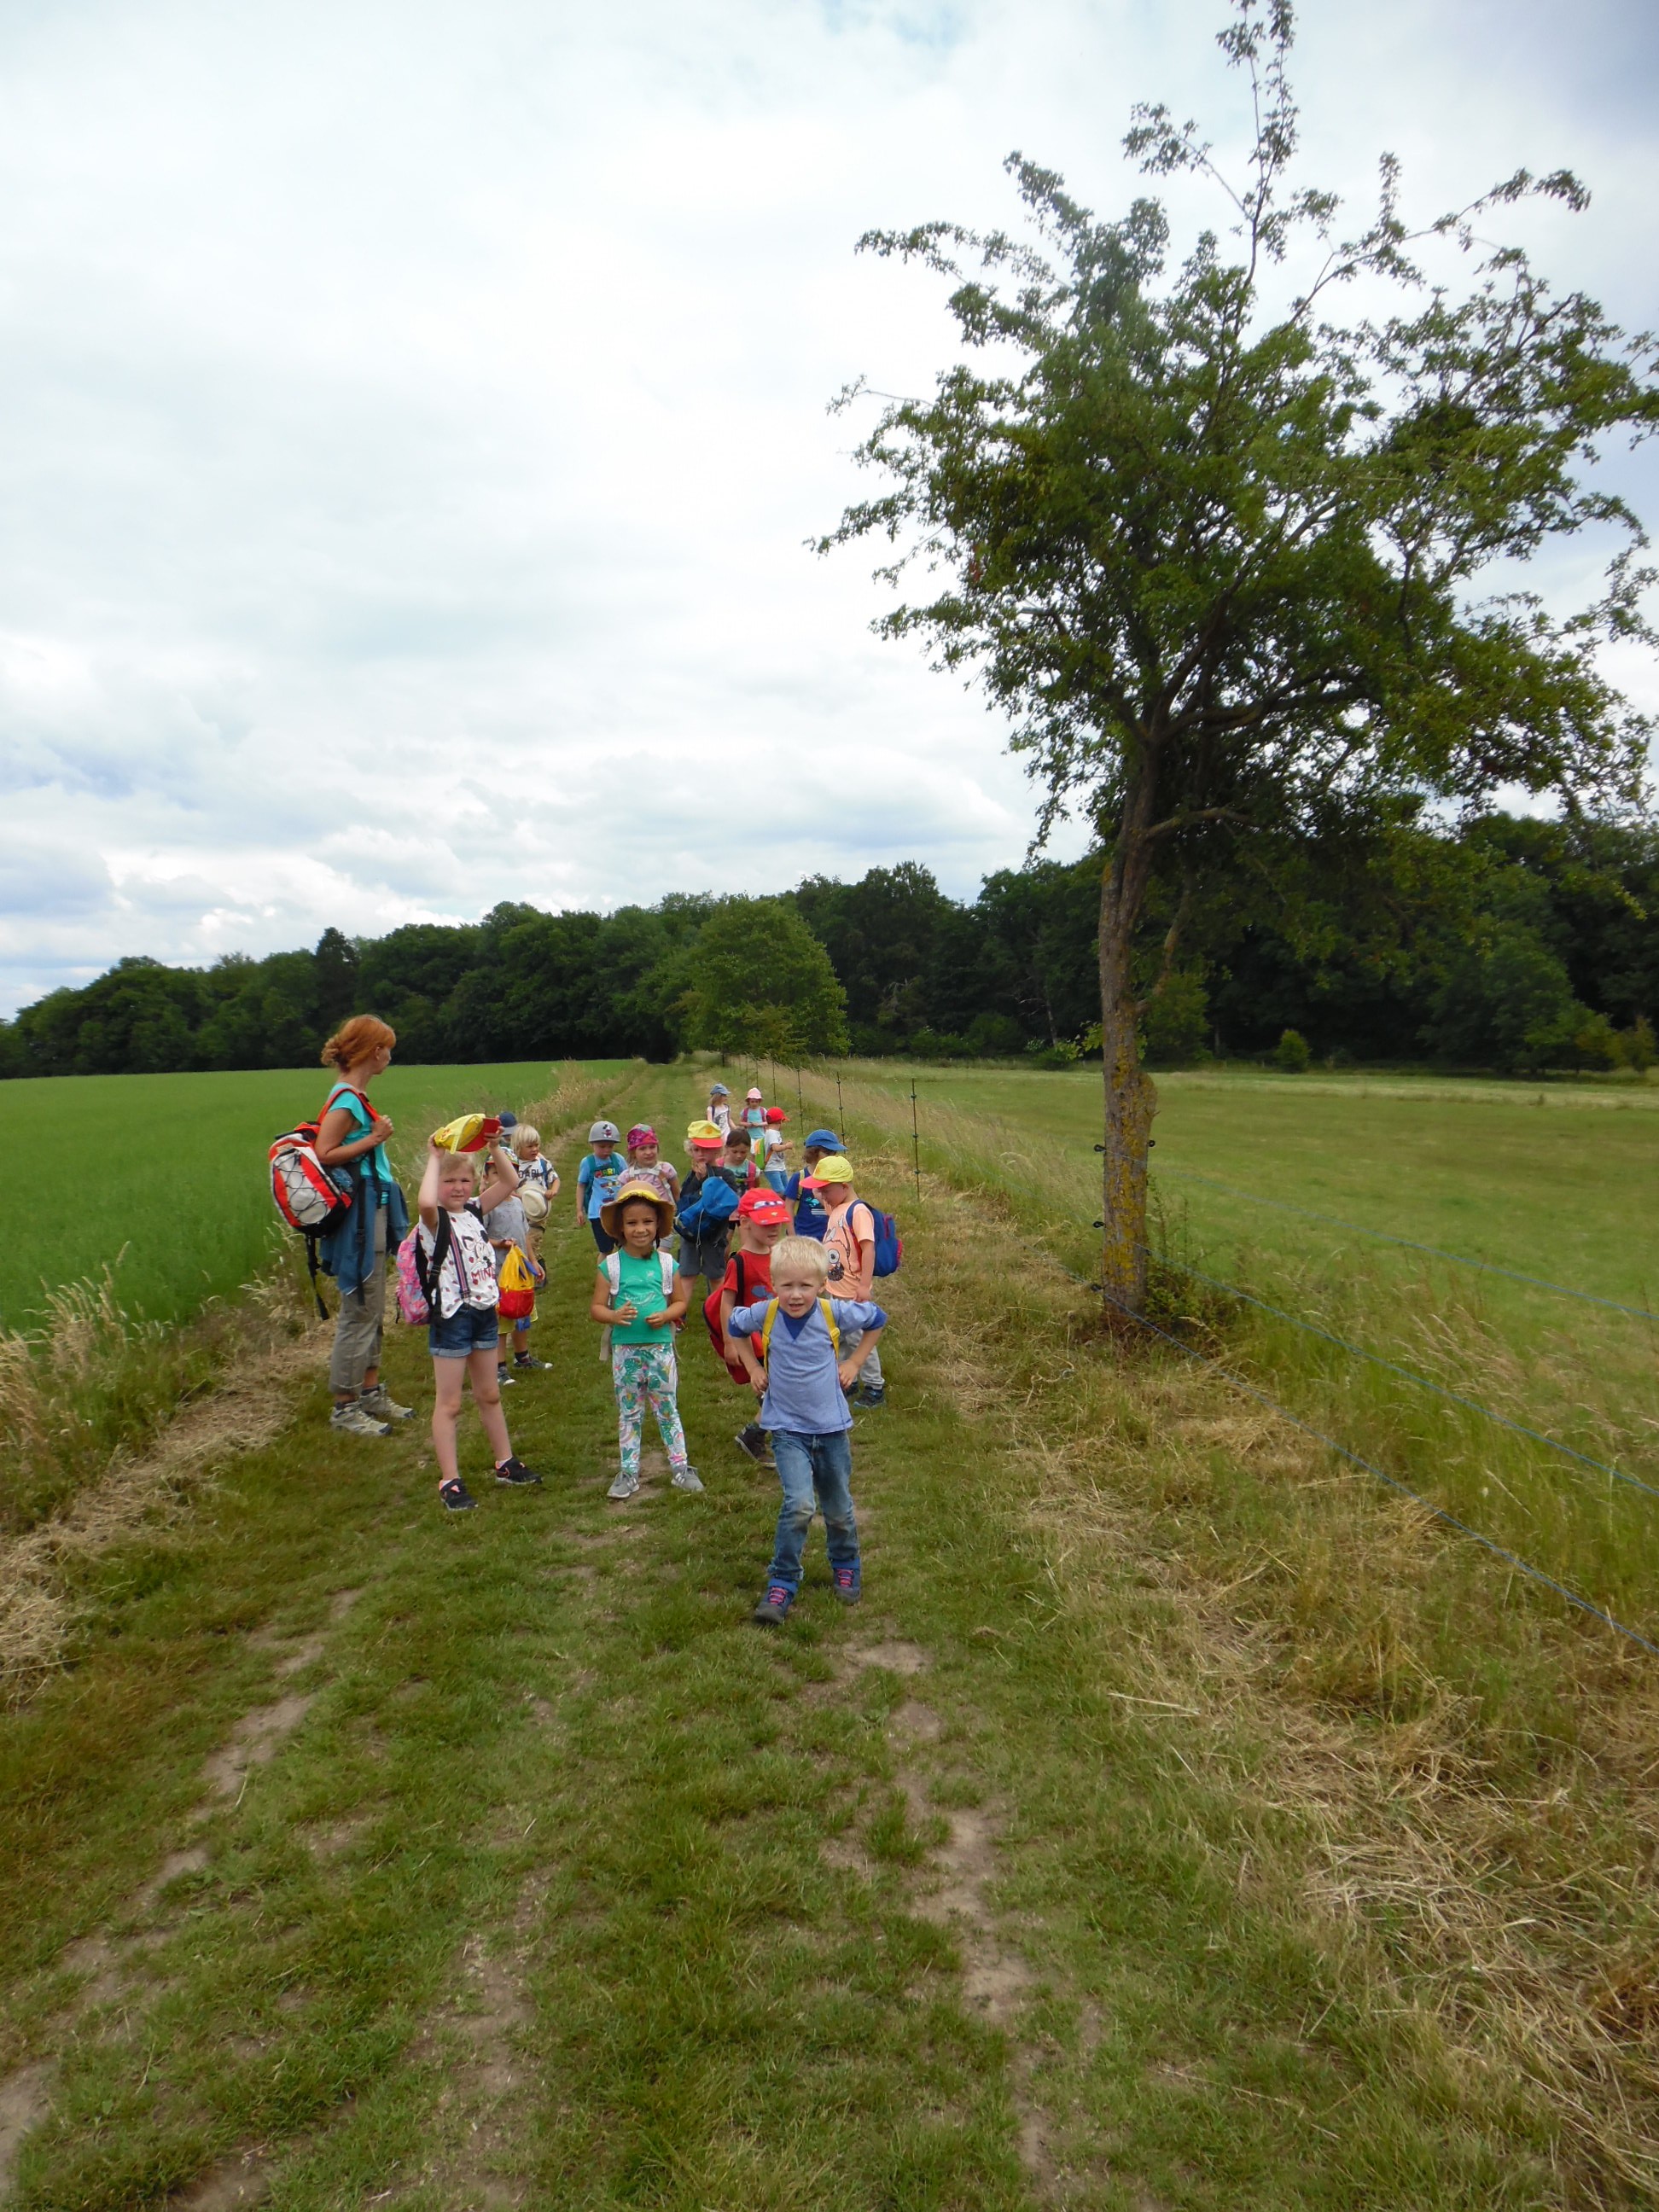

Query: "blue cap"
left=709, top=1083, right=731, bottom=1097
left=805, top=1127, right=841, bottom=1150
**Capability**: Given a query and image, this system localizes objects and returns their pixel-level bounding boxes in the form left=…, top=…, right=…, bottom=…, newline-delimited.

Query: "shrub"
left=1273, top=1027, right=1313, bottom=1073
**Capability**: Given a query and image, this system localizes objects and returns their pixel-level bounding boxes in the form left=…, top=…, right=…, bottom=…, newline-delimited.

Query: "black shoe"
left=752, top=1583, right=794, bottom=1626
left=439, top=1477, right=477, bottom=1512
left=734, top=1423, right=771, bottom=1464
left=496, top=1365, right=517, bottom=1388
left=494, top=1457, right=544, bottom=1487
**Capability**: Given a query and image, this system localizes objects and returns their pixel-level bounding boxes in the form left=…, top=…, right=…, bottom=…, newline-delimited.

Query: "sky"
left=1, top=0, right=1656, bottom=1016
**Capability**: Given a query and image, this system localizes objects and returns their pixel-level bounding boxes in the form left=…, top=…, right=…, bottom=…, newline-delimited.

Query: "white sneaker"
left=670, top=1466, right=704, bottom=1493
left=359, top=1388, right=413, bottom=1422
left=607, top=1470, right=639, bottom=1500
left=330, top=1403, right=391, bottom=1438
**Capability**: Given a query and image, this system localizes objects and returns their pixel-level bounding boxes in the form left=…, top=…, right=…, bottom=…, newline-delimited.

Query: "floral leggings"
left=611, top=1342, right=690, bottom=1477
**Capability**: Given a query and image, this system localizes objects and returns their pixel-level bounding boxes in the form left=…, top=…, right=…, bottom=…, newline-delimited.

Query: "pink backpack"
left=394, top=1229, right=430, bottom=1325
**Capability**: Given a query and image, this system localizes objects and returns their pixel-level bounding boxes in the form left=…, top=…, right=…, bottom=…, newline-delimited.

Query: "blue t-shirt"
left=729, top=1296, right=885, bottom=1435
left=325, top=1082, right=393, bottom=1203
left=577, top=1150, right=626, bottom=1220
left=783, top=1170, right=828, bottom=1241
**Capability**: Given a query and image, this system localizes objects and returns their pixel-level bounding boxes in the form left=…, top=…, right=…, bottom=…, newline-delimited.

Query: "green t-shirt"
left=604, top=1249, right=672, bottom=1344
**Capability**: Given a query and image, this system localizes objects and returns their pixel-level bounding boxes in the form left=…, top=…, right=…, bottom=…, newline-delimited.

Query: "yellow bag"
left=497, top=1244, right=540, bottom=1319
left=431, top=1113, right=502, bottom=1154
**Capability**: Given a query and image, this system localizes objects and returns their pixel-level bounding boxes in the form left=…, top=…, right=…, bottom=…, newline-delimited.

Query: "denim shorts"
left=428, top=1302, right=500, bottom=1359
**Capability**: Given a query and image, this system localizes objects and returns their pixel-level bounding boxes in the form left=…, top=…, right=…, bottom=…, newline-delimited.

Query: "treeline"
left=4, top=812, right=1657, bottom=1078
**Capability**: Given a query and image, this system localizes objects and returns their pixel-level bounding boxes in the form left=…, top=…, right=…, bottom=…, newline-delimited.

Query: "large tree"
left=823, top=0, right=1657, bottom=1311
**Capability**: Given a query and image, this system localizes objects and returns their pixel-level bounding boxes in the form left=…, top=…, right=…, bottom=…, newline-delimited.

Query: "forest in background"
left=5, top=810, right=1659, bottom=1080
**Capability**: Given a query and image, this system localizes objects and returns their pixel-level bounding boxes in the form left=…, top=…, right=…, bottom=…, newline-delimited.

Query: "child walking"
left=676, top=1121, right=742, bottom=1297
left=783, top=1128, right=841, bottom=1241
left=624, top=1123, right=681, bottom=1214
left=574, top=1121, right=626, bottom=1252
left=590, top=1179, right=700, bottom=1501
left=416, top=1138, right=544, bottom=1512
left=760, top=1108, right=789, bottom=1193
left=706, top=1082, right=732, bottom=1136
left=803, top=1152, right=887, bottom=1407
left=729, top=1236, right=885, bottom=1622
left=713, top=1187, right=789, bottom=1463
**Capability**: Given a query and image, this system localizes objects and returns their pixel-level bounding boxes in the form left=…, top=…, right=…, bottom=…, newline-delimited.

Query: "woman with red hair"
left=314, top=1015, right=410, bottom=1436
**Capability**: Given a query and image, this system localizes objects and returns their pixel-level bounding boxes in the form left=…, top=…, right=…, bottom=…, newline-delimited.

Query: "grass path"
left=0, top=1070, right=1628, bottom=2208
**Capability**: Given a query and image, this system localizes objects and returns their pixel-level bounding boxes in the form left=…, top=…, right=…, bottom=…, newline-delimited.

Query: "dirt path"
left=0, top=1070, right=1627, bottom=2209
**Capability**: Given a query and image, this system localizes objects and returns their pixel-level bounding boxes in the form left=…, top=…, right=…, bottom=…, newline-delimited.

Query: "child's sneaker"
left=607, top=1470, right=639, bottom=1501
left=331, top=1402, right=391, bottom=1438
left=496, top=1364, right=516, bottom=1388
left=852, top=1382, right=886, bottom=1409
left=833, top=1565, right=862, bottom=1606
left=358, top=1386, right=413, bottom=1422
left=734, top=1423, right=771, bottom=1464
left=670, top=1465, right=704, bottom=1493
left=751, top=1584, right=794, bottom=1626
left=512, top=1353, right=550, bottom=1371
left=494, top=1457, right=544, bottom=1487
left=439, top=1477, right=477, bottom=1512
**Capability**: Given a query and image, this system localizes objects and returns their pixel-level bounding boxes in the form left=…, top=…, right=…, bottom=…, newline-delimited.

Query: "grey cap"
left=589, top=1120, right=621, bottom=1143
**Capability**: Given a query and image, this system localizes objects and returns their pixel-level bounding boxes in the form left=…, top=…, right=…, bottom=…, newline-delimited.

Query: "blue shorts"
left=428, top=1303, right=500, bottom=1359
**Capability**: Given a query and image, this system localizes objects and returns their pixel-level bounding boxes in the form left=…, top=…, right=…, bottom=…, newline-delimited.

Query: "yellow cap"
left=685, top=1118, right=724, bottom=1148
left=801, top=1153, right=853, bottom=1186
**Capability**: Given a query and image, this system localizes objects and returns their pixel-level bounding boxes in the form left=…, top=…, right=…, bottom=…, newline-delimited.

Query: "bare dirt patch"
left=0, top=2058, right=54, bottom=2197
left=172, top=2145, right=271, bottom=2208
left=198, top=1693, right=314, bottom=1803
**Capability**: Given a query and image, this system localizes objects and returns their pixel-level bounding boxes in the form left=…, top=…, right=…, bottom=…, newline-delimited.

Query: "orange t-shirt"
left=824, top=1198, right=876, bottom=1301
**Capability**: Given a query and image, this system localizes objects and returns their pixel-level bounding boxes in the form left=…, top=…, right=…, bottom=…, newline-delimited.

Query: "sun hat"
left=737, top=1188, right=791, bottom=1225
left=519, top=1183, right=549, bottom=1225
left=588, top=1120, right=621, bottom=1144
left=745, top=1086, right=763, bottom=1100
left=804, top=1127, right=841, bottom=1151
left=801, top=1153, right=854, bottom=1189
left=431, top=1113, right=504, bottom=1153
left=685, top=1118, right=725, bottom=1150
left=626, top=1123, right=656, bottom=1148
left=764, top=1106, right=788, bottom=1125
left=598, top=1178, right=678, bottom=1239
left=708, top=1083, right=731, bottom=1097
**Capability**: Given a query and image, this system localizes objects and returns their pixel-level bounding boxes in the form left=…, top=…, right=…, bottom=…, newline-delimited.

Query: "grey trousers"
left=839, top=1326, right=883, bottom=1390
left=329, top=1207, right=388, bottom=1394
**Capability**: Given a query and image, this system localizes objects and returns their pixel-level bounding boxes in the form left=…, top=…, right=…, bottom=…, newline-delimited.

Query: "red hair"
left=320, top=1015, right=396, bottom=1070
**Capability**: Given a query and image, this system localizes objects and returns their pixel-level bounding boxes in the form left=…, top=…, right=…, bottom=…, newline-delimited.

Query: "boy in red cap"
left=712, top=1186, right=789, bottom=1462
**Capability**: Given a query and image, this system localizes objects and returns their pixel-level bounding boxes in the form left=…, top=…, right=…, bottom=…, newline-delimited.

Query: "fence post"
left=910, top=1078, right=922, bottom=1198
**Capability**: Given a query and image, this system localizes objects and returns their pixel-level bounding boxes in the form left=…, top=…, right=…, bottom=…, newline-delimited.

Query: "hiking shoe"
left=331, top=1402, right=391, bottom=1438
left=494, top=1457, right=544, bottom=1487
left=670, top=1465, right=704, bottom=1493
left=496, top=1365, right=516, bottom=1388
left=439, top=1477, right=477, bottom=1512
left=833, top=1566, right=862, bottom=1606
left=752, top=1584, right=794, bottom=1627
left=734, top=1424, right=771, bottom=1464
left=358, top=1387, right=413, bottom=1422
left=512, top=1353, right=550, bottom=1371
left=851, top=1383, right=886, bottom=1409
left=607, top=1470, right=639, bottom=1501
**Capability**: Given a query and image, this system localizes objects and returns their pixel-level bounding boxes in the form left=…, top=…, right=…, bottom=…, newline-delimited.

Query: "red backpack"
left=269, top=1116, right=352, bottom=1318
left=701, top=1248, right=772, bottom=1384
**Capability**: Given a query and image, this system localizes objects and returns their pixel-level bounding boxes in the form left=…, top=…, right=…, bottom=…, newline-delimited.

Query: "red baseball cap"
left=736, top=1189, right=791, bottom=1225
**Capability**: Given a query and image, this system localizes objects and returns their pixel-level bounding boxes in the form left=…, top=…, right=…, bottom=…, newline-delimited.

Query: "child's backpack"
left=758, top=1297, right=841, bottom=1357
left=701, top=1249, right=770, bottom=1380
left=269, top=1117, right=352, bottom=1318
left=603, top=1249, right=678, bottom=1313
left=867, top=1205, right=903, bottom=1278
left=394, top=1226, right=434, bottom=1325
left=497, top=1244, right=543, bottom=1321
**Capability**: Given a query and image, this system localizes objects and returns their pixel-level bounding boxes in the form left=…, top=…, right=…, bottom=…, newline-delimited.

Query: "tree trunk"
left=1097, top=807, right=1158, bottom=1317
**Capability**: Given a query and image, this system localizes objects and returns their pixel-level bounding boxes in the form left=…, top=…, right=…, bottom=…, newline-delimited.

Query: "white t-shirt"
left=418, top=1205, right=500, bottom=1318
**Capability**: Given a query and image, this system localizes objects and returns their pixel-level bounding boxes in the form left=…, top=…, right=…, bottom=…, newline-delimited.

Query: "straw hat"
left=599, top=1178, right=678, bottom=1239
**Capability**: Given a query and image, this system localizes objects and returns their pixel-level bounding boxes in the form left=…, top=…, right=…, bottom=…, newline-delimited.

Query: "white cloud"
left=0, top=0, right=1654, bottom=1012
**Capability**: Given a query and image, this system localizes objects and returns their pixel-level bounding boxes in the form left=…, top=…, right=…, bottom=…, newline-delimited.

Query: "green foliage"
left=1272, top=1027, right=1313, bottom=1073
left=1142, top=969, right=1211, bottom=1067
left=678, top=897, right=848, bottom=1057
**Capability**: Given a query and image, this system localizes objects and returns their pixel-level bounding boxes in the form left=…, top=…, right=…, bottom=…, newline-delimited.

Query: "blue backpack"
left=864, top=1203, right=903, bottom=1278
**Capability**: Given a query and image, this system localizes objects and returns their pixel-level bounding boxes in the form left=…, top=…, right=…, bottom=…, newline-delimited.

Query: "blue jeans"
left=428, top=1302, right=500, bottom=1359
left=768, top=1429, right=859, bottom=1596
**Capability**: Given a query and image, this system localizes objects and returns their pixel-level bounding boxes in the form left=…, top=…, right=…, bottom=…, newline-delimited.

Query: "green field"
left=801, top=1058, right=1659, bottom=1649
left=0, top=1063, right=631, bottom=1332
